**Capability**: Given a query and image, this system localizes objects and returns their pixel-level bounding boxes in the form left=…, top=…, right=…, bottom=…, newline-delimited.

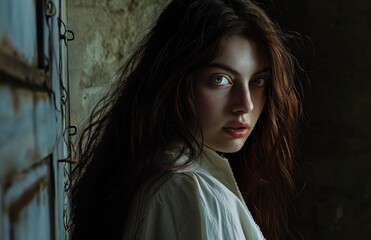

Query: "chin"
left=212, top=141, right=246, bottom=153
left=220, top=146, right=244, bottom=153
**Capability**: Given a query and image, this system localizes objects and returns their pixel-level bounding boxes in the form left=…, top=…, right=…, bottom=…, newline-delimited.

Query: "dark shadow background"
left=258, top=0, right=371, bottom=239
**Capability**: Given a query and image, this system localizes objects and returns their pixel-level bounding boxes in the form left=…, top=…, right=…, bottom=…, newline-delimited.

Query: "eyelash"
left=210, top=74, right=232, bottom=86
left=250, top=78, right=268, bottom=88
left=210, top=74, right=269, bottom=89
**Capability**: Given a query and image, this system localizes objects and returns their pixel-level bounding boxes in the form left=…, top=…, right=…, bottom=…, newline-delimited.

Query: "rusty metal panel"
left=0, top=0, right=38, bottom=65
left=3, top=158, right=55, bottom=240
left=0, top=0, right=51, bottom=86
left=0, top=84, right=36, bottom=179
left=0, top=0, right=71, bottom=239
left=0, top=84, right=56, bottom=182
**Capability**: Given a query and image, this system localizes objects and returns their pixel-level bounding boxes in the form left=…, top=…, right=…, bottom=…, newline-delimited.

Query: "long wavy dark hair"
left=71, top=0, right=301, bottom=239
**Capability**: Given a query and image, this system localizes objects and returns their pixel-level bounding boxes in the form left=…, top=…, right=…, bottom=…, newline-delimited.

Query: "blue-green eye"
left=210, top=75, right=231, bottom=86
left=250, top=78, right=267, bottom=88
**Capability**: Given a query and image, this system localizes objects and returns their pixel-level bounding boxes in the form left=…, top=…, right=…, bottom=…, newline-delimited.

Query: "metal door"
left=0, top=0, right=72, bottom=239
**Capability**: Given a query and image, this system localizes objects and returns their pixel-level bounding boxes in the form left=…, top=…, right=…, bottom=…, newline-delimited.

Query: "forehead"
left=211, top=35, right=269, bottom=75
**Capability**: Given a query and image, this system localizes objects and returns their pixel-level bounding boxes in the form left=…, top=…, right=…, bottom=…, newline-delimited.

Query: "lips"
left=222, top=122, right=250, bottom=138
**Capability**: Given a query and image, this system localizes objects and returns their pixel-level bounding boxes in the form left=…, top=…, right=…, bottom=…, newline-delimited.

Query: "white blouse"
left=123, top=146, right=265, bottom=240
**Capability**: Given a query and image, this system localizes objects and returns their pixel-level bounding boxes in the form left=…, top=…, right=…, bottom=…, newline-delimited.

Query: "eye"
left=250, top=78, right=267, bottom=88
left=210, top=74, right=232, bottom=86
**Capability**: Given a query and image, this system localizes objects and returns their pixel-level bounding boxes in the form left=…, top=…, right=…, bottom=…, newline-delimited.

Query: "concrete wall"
left=68, top=0, right=167, bottom=129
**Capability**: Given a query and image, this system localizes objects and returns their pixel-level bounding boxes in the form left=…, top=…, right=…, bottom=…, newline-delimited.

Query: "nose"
left=231, top=84, right=254, bottom=114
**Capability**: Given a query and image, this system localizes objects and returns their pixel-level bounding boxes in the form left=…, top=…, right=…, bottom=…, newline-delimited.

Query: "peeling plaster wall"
left=68, top=0, right=167, bottom=129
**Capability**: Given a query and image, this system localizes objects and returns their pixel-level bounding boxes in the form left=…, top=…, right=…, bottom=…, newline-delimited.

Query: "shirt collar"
left=194, top=146, right=246, bottom=204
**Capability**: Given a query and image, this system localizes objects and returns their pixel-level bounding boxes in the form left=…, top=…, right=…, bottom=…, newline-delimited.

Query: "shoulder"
left=124, top=171, right=263, bottom=240
left=128, top=171, right=209, bottom=215
left=124, top=172, right=223, bottom=232
left=154, top=171, right=231, bottom=203
left=124, top=172, right=207, bottom=239
left=150, top=171, right=213, bottom=206
left=142, top=171, right=243, bottom=228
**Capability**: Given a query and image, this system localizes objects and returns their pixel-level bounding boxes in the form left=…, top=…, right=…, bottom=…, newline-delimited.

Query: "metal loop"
left=69, top=126, right=77, bottom=137
left=46, top=0, right=56, bottom=17
left=64, top=30, right=75, bottom=41
left=59, top=18, right=75, bottom=45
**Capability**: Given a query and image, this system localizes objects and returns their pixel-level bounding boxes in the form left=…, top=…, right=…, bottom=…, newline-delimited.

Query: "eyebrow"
left=203, top=62, right=271, bottom=76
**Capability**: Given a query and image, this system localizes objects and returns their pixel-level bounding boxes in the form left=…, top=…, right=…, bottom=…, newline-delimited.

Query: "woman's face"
left=194, top=35, right=270, bottom=153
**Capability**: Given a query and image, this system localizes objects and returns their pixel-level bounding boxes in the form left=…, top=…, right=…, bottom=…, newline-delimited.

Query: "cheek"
left=252, top=89, right=266, bottom=109
left=196, top=92, right=212, bottom=120
left=196, top=89, right=225, bottom=125
left=252, top=92, right=267, bottom=119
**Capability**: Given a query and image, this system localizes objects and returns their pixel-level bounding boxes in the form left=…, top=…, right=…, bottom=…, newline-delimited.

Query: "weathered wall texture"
left=257, top=0, right=371, bottom=239
left=68, top=0, right=167, bottom=129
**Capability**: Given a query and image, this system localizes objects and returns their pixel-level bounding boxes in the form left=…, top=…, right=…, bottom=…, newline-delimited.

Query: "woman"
left=71, top=0, right=301, bottom=239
